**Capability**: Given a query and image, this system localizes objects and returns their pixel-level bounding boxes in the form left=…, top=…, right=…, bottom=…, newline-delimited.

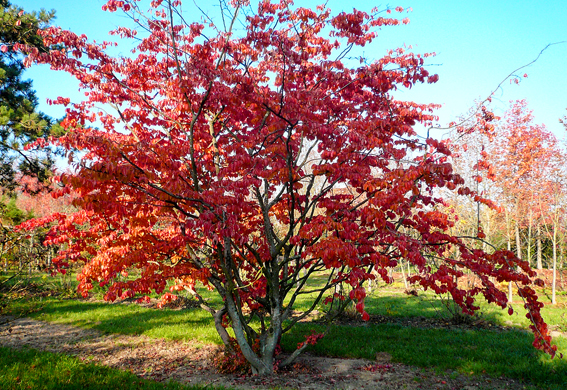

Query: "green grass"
left=8, top=294, right=567, bottom=389
left=5, top=274, right=567, bottom=390
left=359, top=286, right=567, bottom=332
left=282, top=322, right=567, bottom=390
left=7, top=298, right=223, bottom=346
left=0, top=346, right=225, bottom=390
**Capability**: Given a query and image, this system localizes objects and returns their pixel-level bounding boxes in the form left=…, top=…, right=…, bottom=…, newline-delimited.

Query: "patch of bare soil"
left=0, top=316, right=532, bottom=390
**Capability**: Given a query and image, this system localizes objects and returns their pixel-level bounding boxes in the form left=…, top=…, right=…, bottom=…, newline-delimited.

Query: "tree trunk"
left=560, top=239, right=564, bottom=270
left=506, top=211, right=513, bottom=304
left=28, top=233, right=35, bottom=277
left=1, top=242, right=6, bottom=273
left=482, top=206, right=491, bottom=253
left=401, top=261, right=408, bottom=290
left=515, top=223, right=522, bottom=262
left=527, top=211, right=532, bottom=267
left=510, top=222, right=523, bottom=304
left=552, top=221, right=557, bottom=305
left=221, top=237, right=282, bottom=375
left=213, top=307, right=233, bottom=349
left=537, top=225, right=543, bottom=270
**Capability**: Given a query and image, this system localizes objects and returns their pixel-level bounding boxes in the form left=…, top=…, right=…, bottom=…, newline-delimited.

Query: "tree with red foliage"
left=18, top=0, right=555, bottom=373
left=487, top=100, right=560, bottom=301
left=1, top=174, right=70, bottom=280
left=536, top=156, right=566, bottom=305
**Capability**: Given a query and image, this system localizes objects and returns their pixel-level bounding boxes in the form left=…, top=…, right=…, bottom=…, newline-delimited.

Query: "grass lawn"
left=284, top=322, right=567, bottom=390
left=3, top=273, right=567, bottom=389
left=362, top=287, right=567, bottom=331
left=0, top=346, right=224, bottom=390
left=25, top=299, right=223, bottom=346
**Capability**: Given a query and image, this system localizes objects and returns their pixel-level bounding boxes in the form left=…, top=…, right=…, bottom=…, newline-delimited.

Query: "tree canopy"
left=18, top=0, right=556, bottom=374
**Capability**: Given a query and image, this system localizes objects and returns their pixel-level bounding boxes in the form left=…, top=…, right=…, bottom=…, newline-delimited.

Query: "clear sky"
left=16, top=0, right=567, bottom=140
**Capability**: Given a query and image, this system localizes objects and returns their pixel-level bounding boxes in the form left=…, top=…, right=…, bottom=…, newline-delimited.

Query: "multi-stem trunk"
left=218, top=236, right=284, bottom=375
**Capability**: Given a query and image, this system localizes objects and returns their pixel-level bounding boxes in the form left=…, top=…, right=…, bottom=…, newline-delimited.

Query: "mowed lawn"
left=0, top=346, right=226, bottom=390
left=4, top=275, right=567, bottom=390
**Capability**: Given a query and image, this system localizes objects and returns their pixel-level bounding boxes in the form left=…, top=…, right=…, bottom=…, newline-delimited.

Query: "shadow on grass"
left=9, top=293, right=567, bottom=389
left=0, top=346, right=214, bottom=390
left=12, top=298, right=223, bottom=345
left=283, top=322, right=567, bottom=390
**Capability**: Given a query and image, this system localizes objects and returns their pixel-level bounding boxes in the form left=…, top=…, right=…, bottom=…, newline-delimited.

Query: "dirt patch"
left=0, top=315, right=533, bottom=389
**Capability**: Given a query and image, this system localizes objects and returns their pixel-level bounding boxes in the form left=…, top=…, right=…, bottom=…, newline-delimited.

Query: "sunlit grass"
left=0, top=346, right=228, bottom=390
left=5, top=271, right=567, bottom=389
left=283, top=322, right=567, bottom=390
left=7, top=298, right=223, bottom=346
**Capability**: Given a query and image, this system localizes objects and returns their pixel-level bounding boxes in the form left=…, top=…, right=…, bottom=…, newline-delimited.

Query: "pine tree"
left=0, top=0, right=62, bottom=193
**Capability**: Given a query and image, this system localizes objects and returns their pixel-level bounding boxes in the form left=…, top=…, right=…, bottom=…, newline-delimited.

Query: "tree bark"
left=510, top=222, right=524, bottom=304
left=506, top=211, right=513, bottom=304
left=537, top=226, right=543, bottom=270
left=213, top=307, right=233, bottom=349
left=552, top=221, right=557, bottom=305
left=560, top=239, right=564, bottom=270
left=400, top=261, right=408, bottom=290
left=527, top=210, right=532, bottom=267
left=1, top=242, right=6, bottom=273
left=515, top=223, right=522, bottom=263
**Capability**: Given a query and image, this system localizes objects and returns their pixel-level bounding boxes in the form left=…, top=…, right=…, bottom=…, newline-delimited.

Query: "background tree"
left=537, top=153, right=566, bottom=305
left=0, top=1, right=69, bottom=318
left=0, top=174, right=70, bottom=298
left=481, top=100, right=558, bottom=302
left=19, top=0, right=556, bottom=373
left=446, top=105, right=505, bottom=251
left=455, top=100, right=567, bottom=303
left=0, top=0, right=63, bottom=193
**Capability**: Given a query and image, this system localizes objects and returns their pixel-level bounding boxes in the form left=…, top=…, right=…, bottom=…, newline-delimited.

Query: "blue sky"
left=16, top=0, right=567, bottom=140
